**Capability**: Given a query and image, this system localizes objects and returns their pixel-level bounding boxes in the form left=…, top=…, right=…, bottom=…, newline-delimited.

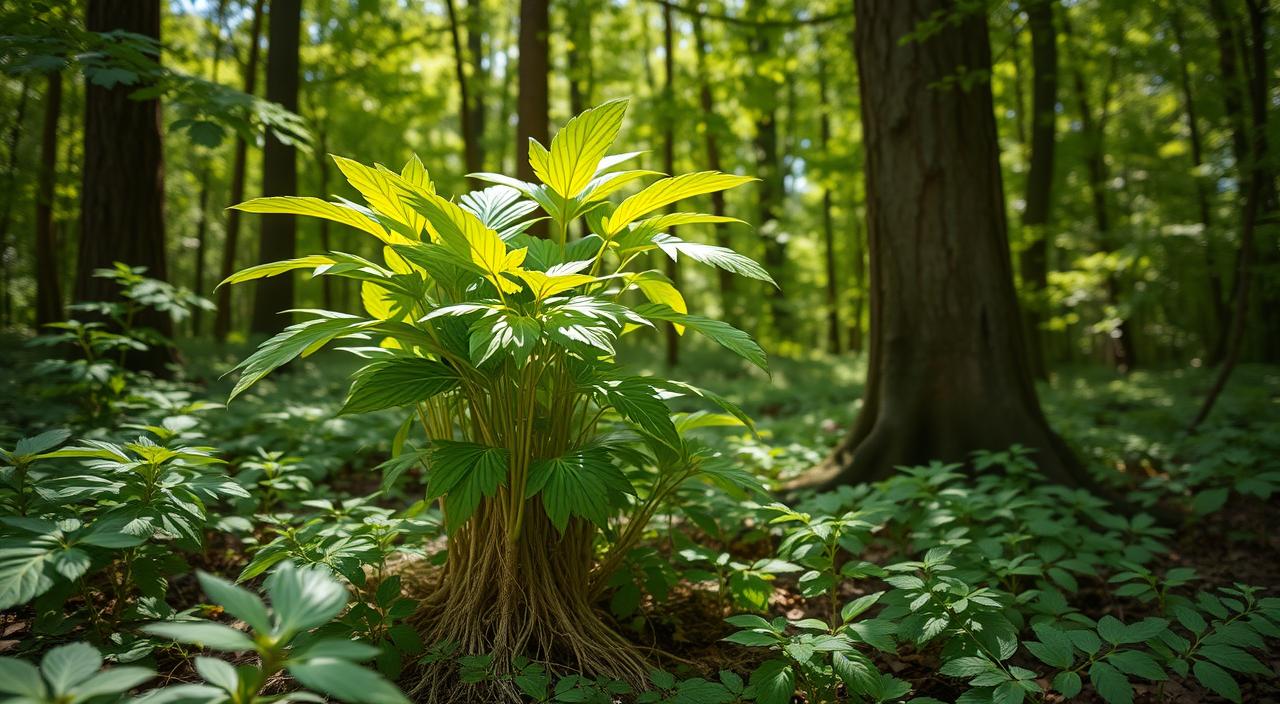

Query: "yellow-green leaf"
left=331, top=155, right=430, bottom=241
left=630, top=272, right=687, bottom=334
left=513, top=269, right=595, bottom=301
left=538, top=98, right=629, bottom=199
left=582, top=169, right=663, bottom=203
left=230, top=197, right=389, bottom=242
left=220, top=255, right=336, bottom=287
left=605, top=172, right=756, bottom=235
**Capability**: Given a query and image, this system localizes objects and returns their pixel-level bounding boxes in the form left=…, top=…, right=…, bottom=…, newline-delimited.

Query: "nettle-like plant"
left=222, top=98, right=771, bottom=698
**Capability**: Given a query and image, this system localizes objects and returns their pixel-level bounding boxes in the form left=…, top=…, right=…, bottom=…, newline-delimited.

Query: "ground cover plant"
left=3, top=0, right=1280, bottom=702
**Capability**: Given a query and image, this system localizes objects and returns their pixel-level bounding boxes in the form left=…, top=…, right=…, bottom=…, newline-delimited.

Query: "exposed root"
left=403, top=505, right=650, bottom=703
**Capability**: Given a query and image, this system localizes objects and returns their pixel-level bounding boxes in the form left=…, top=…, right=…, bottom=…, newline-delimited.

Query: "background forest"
left=0, top=0, right=1278, bottom=703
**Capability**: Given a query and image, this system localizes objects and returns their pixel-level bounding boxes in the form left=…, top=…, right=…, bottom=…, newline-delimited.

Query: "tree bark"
left=807, top=0, right=1089, bottom=489
left=35, top=72, right=63, bottom=327
left=0, top=77, right=30, bottom=327
left=515, top=0, right=550, bottom=184
left=1018, top=0, right=1057, bottom=380
left=214, top=0, right=265, bottom=341
left=446, top=0, right=483, bottom=188
left=250, top=0, right=301, bottom=335
left=1190, top=0, right=1273, bottom=429
left=661, top=2, right=680, bottom=367
left=748, top=0, right=786, bottom=337
left=817, top=57, right=840, bottom=355
left=691, top=13, right=736, bottom=322
left=77, top=0, right=173, bottom=373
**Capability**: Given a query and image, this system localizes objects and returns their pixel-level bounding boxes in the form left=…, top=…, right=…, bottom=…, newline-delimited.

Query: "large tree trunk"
left=515, top=0, right=549, bottom=184
left=1018, top=0, right=1057, bottom=380
left=250, top=0, right=301, bottom=335
left=214, top=0, right=265, bottom=341
left=807, top=0, right=1089, bottom=489
left=35, top=72, right=63, bottom=327
left=691, top=13, right=736, bottom=323
left=77, top=0, right=172, bottom=373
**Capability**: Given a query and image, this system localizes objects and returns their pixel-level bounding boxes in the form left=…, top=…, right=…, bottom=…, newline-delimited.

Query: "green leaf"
left=605, top=172, right=756, bottom=235
left=295, top=639, right=382, bottom=662
left=1191, top=487, right=1230, bottom=515
left=229, top=312, right=375, bottom=400
left=41, top=643, right=101, bottom=695
left=0, top=657, right=47, bottom=698
left=940, top=656, right=997, bottom=678
left=1192, top=659, right=1241, bottom=703
left=0, top=534, right=58, bottom=610
left=651, top=234, right=776, bottom=286
left=535, top=98, right=628, bottom=199
left=341, top=357, right=460, bottom=415
left=840, top=591, right=884, bottom=623
left=1052, top=671, right=1082, bottom=698
left=69, top=667, right=155, bottom=702
left=14, top=429, right=71, bottom=457
left=196, top=572, right=271, bottom=634
left=832, top=650, right=879, bottom=696
left=722, top=631, right=777, bottom=647
left=603, top=378, right=679, bottom=449
left=425, top=442, right=508, bottom=530
left=287, top=658, right=409, bottom=704
left=1197, top=644, right=1270, bottom=675
left=1097, top=615, right=1126, bottom=644
left=1088, top=661, right=1132, bottom=704
left=748, top=659, right=795, bottom=704
left=143, top=622, right=256, bottom=652
left=633, top=304, right=768, bottom=372
left=525, top=447, right=631, bottom=532
left=1107, top=650, right=1166, bottom=681
left=469, top=312, right=541, bottom=367
left=265, top=562, right=350, bottom=636
left=193, top=657, right=238, bottom=692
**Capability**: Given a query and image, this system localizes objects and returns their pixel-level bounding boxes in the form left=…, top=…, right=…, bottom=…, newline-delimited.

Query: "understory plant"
left=223, top=97, right=772, bottom=699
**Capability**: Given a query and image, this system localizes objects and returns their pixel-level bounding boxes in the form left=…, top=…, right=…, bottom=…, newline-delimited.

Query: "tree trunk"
left=807, top=0, right=1089, bottom=489
left=661, top=2, right=680, bottom=367
left=1190, top=0, right=1273, bottom=429
left=190, top=0, right=230, bottom=337
left=77, top=0, right=173, bottom=374
left=748, top=1, right=786, bottom=338
left=515, top=0, right=549, bottom=184
left=446, top=0, right=483, bottom=188
left=1170, top=5, right=1228, bottom=365
left=466, top=0, right=488, bottom=173
left=35, top=72, right=63, bottom=327
left=817, top=58, right=840, bottom=355
left=0, top=76, right=31, bottom=327
left=214, top=0, right=265, bottom=342
left=250, top=0, right=301, bottom=335
left=691, top=13, right=736, bottom=322
left=1018, top=0, right=1057, bottom=380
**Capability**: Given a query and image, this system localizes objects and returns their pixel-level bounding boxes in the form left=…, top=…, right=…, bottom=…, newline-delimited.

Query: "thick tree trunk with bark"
left=515, top=0, right=549, bottom=184
left=1018, top=0, right=1056, bottom=380
left=214, top=0, right=264, bottom=341
left=35, top=72, right=63, bottom=327
left=250, top=0, right=301, bottom=334
left=808, top=0, right=1089, bottom=489
left=77, top=0, right=173, bottom=373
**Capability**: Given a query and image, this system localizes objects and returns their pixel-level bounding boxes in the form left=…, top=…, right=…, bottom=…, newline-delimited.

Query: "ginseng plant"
left=222, top=98, right=774, bottom=702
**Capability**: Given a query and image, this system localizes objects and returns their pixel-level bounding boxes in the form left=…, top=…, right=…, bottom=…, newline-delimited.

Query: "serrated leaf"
left=341, top=357, right=460, bottom=414
left=606, top=172, right=755, bottom=235
left=536, top=98, right=628, bottom=199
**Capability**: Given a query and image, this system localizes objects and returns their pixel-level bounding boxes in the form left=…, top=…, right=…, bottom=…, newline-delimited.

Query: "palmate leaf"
left=512, top=269, right=595, bottom=302
left=469, top=312, right=541, bottom=367
left=633, top=303, right=768, bottom=373
left=525, top=447, right=633, bottom=532
left=228, top=311, right=376, bottom=400
left=601, top=378, right=680, bottom=450
left=332, top=155, right=432, bottom=240
left=604, top=171, right=755, bottom=235
left=341, top=357, right=460, bottom=415
left=407, top=190, right=527, bottom=293
left=459, top=185, right=540, bottom=239
left=425, top=442, right=508, bottom=530
left=230, top=197, right=393, bottom=243
left=533, top=98, right=628, bottom=199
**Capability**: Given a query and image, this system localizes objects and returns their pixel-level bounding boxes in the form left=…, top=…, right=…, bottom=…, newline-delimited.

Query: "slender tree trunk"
left=515, top=0, right=549, bottom=184
left=566, top=0, right=593, bottom=115
left=466, top=0, right=488, bottom=173
left=806, top=0, right=1089, bottom=489
left=1065, top=23, right=1134, bottom=371
left=661, top=2, right=679, bottom=367
left=691, top=13, right=736, bottom=322
left=1170, top=4, right=1229, bottom=364
left=250, top=0, right=301, bottom=334
left=190, top=0, right=230, bottom=337
left=446, top=0, right=483, bottom=187
left=77, top=0, right=173, bottom=373
left=748, top=1, right=785, bottom=337
left=35, top=72, right=63, bottom=327
left=1019, top=0, right=1057, bottom=380
left=817, top=58, right=840, bottom=355
left=317, top=127, right=333, bottom=310
left=1190, top=0, right=1273, bottom=429
left=0, top=77, right=30, bottom=327
left=214, top=0, right=264, bottom=341
left=848, top=218, right=865, bottom=352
